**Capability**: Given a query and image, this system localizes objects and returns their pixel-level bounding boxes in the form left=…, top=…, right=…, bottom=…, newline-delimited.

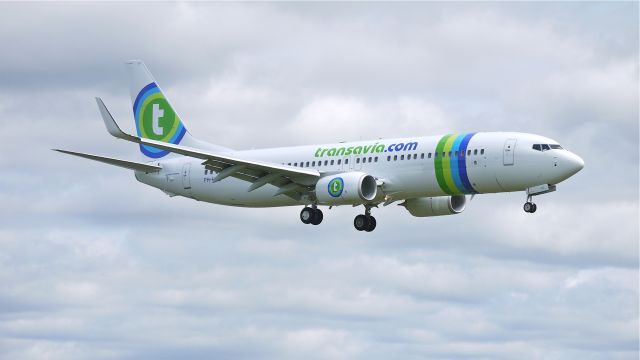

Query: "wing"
left=53, top=149, right=161, bottom=173
left=96, top=97, right=320, bottom=200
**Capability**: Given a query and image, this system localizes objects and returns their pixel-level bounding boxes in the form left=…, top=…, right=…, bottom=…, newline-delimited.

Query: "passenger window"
left=338, top=159, right=341, bottom=165
left=387, top=155, right=391, bottom=161
left=467, top=150, right=471, bottom=156
left=447, top=151, right=451, bottom=157
left=421, top=153, right=424, bottom=159
left=413, top=154, right=417, bottom=159
left=356, top=158, right=360, bottom=164
left=369, top=157, right=372, bottom=162
left=428, top=153, right=432, bottom=159
left=306, top=162, right=309, bottom=167
left=480, top=149, right=485, bottom=155
left=324, top=160, right=328, bottom=166
left=542, top=144, right=550, bottom=151
left=374, top=157, right=378, bottom=162
left=345, top=159, right=349, bottom=164
left=401, top=155, right=405, bottom=160
left=442, top=152, right=446, bottom=158
left=394, top=155, right=398, bottom=161
left=312, top=161, right=316, bottom=166
left=473, top=149, right=477, bottom=155
left=532, top=144, right=541, bottom=151
left=330, top=160, right=334, bottom=165
left=288, top=163, right=291, bottom=166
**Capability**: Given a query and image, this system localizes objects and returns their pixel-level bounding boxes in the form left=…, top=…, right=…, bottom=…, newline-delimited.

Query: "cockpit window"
left=533, top=143, right=564, bottom=151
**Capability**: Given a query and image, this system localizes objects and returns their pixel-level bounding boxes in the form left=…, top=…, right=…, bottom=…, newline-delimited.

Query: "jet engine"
left=315, top=172, right=378, bottom=205
left=403, top=195, right=467, bottom=217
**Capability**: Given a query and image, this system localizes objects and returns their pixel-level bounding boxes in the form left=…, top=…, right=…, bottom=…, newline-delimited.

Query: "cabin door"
left=503, top=139, right=517, bottom=166
left=181, top=163, right=192, bottom=189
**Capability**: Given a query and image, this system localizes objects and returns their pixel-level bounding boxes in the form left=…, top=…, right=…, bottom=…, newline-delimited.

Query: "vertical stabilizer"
left=126, top=60, right=196, bottom=159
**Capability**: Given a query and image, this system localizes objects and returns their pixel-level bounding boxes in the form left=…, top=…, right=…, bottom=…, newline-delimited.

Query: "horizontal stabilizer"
left=53, top=149, right=161, bottom=173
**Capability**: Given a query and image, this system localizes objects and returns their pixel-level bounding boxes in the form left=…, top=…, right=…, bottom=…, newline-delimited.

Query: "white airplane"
left=55, top=61, right=584, bottom=232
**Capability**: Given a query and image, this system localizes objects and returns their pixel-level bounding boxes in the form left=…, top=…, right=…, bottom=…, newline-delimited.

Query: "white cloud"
left=0, top=2, right=637, bottom=360
left=288, top=96, right=452, bottom=145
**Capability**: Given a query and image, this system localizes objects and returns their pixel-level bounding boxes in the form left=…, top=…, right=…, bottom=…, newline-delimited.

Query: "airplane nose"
left=565, top=152, right=584, bottom=176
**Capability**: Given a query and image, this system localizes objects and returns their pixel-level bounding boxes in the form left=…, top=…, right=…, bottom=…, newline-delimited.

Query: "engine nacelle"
left=315, top=172, right=378, bottom=205
left=403, top=195, right=467, bottom=217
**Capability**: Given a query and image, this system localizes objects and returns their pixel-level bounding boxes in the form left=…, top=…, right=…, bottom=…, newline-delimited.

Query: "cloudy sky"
left=1, top=2, right=638, bottom=359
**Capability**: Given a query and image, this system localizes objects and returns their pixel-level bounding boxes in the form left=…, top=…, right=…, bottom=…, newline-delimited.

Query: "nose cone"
left=564, top=152, right=584, bottom=177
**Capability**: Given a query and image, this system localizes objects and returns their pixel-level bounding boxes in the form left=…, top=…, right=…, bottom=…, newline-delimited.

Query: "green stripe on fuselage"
left=442, top=135, right=462, bottom=194
left=434, top=134, right=454, bottom=194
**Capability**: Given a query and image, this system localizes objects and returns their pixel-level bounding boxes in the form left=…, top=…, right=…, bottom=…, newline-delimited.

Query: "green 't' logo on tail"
left=133, top=82, right=187, bottom=158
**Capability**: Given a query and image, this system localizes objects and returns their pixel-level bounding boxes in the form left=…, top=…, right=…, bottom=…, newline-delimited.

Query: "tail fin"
left=126, top=60, right=195, bottom=159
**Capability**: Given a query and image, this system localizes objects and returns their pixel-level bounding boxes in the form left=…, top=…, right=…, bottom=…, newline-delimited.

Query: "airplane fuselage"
left=136, top=131, right=583, bottom=208
left=57, top=61, right=584, bottom=231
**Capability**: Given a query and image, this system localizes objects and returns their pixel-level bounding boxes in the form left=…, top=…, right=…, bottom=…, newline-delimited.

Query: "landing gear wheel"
left=311, top=209, right=323, bottom=225
left=300, top=207, right=314, bottom=224
left=523, top=202, right=537, bottom=213
left=354, top=214, right=368, bottom=231
left=365, top=216, right=376, bottom=232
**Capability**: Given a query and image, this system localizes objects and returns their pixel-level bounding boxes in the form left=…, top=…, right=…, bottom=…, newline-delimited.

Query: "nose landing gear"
left=354, top=205, right=377, bottom=232
left=523, top=184, right=556, bottom=214
left=300, top=206, right=323, bottom=225
left=523, top=194, right=538, bottom=213
left=523, top=199, right=537, bottom=213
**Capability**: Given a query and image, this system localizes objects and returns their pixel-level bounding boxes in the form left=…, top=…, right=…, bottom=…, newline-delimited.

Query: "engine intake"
left=315, top=172, right=378, bottom=205
left=403, top=195, right=467, bottom=217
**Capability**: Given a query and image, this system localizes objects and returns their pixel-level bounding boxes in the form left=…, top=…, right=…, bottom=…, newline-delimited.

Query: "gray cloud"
left=0, top=2, right=638, bottom=360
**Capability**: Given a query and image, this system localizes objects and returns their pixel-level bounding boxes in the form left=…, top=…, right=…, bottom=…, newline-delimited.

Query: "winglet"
left=95, top=97, right=139, bottom=142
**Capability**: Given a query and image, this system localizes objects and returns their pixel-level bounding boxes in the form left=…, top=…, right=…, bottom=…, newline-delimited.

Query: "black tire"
left=354, top=214, right=368, bottom=231
left=311, top=209, right=323, bottom=225
left=365, top=216, right=376, bottom=232
left=531, top=203, right=537, bottom=213
left=523, top=202, right=532, bottom=213
left=300, top=207, right=314, bottom=224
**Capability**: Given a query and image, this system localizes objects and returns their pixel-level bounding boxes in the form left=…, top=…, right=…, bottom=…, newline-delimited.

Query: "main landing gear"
left=523, top=194, right=537, bottom=213
left=300, top=206, right=323, bottom=225
left=354, top=205, right=376, bottom=232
